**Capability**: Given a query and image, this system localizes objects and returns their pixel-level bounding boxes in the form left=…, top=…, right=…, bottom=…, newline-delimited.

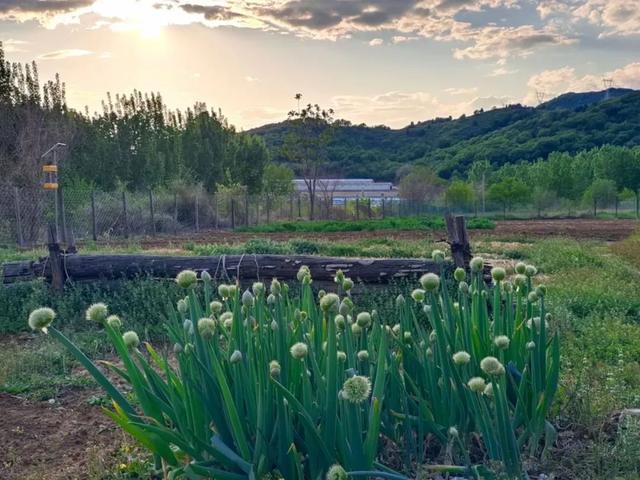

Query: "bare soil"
left=491, top=218, right=638, bottom=241
left=0, top=389, right=124, bottom=480
left=92, top=218, right=639, bottom=249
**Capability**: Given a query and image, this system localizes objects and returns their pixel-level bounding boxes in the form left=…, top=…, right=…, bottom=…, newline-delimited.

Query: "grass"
left=236, top=215, right=495, bottom=233
left=184, top=237, right=442, bottom=258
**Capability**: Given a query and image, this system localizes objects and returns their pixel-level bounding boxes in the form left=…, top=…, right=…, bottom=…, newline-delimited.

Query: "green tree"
left=263, top=164, right=294, bottom=197
left=598, top=145, right=640, bottom=218
left=262, top=163, right=294, bottom=221
left=445, top=180, right=474, bottom=212
left=488, top=177, right=530, bottom=218
left=397, top=165, right=444, bottom=212
left=530, top=186, right=557, bottom=218
left=468, top=159, right=492, bottom=214
left=282, top=101, right=335, bottom=220
left=582, top=178, right=617, bottom=216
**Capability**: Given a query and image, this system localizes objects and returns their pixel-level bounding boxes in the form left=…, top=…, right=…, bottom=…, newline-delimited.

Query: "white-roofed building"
left=293, top=178, right=398, bottom=205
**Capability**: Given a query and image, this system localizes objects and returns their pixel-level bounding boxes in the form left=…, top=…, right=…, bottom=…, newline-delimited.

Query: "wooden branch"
left=2, top=253, right=448, bottom=285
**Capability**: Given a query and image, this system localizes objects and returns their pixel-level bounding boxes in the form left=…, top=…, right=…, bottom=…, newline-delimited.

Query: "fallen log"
left=2, top=253, right=449, bottom=285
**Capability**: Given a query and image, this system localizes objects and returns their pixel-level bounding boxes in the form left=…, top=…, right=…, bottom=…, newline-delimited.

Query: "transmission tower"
left=535, top=90, right=546, bottom=105
left=602, top=78, right=614, bottom=100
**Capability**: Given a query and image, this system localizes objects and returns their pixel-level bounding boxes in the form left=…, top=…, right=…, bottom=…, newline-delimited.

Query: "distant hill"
left=251, top=89, right=640, bottom=180
left=540, top=88, right=635, bottom=110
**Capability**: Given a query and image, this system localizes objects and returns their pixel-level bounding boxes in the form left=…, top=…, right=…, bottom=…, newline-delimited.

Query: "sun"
left=92, top=0, right=170, bottom=39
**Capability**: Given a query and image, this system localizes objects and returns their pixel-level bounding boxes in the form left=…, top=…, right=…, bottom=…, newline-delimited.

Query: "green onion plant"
left=30, top=256, right=559, bottom=479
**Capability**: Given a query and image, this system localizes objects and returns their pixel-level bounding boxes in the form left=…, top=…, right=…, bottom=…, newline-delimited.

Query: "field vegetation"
left=2, top=228, right=640, bottom=478
left=235, top=216, right=495, bottom=233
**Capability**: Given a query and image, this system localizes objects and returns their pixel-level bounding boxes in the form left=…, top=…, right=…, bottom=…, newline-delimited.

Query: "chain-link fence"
left=0, top=184, right=638, bottom=248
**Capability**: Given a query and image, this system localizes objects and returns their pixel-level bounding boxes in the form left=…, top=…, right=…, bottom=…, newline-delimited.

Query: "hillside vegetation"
left=252, top=90, right=640, bottom=180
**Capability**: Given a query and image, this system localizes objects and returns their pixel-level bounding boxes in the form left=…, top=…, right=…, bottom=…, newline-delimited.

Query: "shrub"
left=32, top=258, right=558, bottom=478
left=236, top=216, right=495, bottom=234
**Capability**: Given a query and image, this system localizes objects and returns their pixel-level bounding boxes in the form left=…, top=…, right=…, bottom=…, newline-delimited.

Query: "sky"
left=1, top=0, right=639, bottom=129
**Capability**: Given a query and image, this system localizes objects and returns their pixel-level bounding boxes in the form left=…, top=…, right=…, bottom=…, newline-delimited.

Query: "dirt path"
left=0, top=390, right=124, bottom=480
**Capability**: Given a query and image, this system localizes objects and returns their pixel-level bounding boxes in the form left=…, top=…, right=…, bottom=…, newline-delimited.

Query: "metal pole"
left=14, top=187, right=24, bottom=247
left=195, top=193, right=200, bottom=232
left=149, top=189, right=155, bottom=236
left=215, top=194, right=219, bottom=230
left=289, top=194, right=293, bottom=220
left=231, top=198, right=236, bottom=229
left=53, top=149, right=59, bottom=243
left=122, top=191, right=129, bottom=239
left=174, top=192, right=178, bottom=235
left=91, top=190, right=97, bottom=241
left=245, top=193, right=250, bottom=226
left=58, top=186, right=68, bottom=245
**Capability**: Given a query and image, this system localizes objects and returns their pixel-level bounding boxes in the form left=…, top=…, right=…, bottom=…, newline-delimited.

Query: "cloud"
left=0, top=0, right=581, bottom=61
left=536, top=0, right=640, bottom=36
left=453, top=25, right=575, bottom=60
left=391, top=35, right=417, bottom=43
left=0, top=38, right=29, bottom=52
left=444, top=87, right=478, bottom=95
left=0, top=0, right=93, bottom=23
left=523, top=61, right=640, bottom=104
left=368, top=37, right=384, bottom=46
left=245, top=75, right=259, bottom=82
left=331, top=90, right=510, bottom=127
left=38, top=48, right=92, bottom=59
left=180, top=3, right=245, bottom=22
left=574, top=0, right=640, bottom=36
left=488, top=66, right=519, bottom=76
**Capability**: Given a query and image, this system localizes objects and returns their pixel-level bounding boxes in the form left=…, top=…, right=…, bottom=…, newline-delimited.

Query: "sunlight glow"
left=91, top=0, right=193, bottom=38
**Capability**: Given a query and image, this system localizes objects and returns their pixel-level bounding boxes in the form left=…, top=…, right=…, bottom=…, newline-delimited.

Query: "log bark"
left=445, top=214, right=472, bottom=269
left=2, top=253, right=447, bottom=285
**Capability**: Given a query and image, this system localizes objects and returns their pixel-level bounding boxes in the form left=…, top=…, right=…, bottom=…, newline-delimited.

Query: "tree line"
left=0, top=42, right=272, bottom=194
left=400, top=145, right=640, bottom=217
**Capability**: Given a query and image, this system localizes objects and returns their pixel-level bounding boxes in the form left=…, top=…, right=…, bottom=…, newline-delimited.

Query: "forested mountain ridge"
left=251, top=90, right=640, bottom=180
left=539, top=88, right=635, bottom=110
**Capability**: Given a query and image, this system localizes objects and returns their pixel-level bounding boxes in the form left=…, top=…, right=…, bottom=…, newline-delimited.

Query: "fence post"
left=57, top=187, right=68, bottom=245
left=356, top=198, right=360, bottom=221
left=195, top=193, right=200, bottom=232
left=122, top=191, right=129, bottom=239
left=14, top=187, right=24, bottom=247
left=245, top=193, right=250, bottom=226
left=297, top=194, right=301, bottom=218
left=289, top=194, right=294, bottom=220
left=368, top=198, right=372, bottom=218
left=446, top=214, right=472, bottom=269
left=267, top=196, right=271, bottom=224
left=47, top=225, right=64, bottom=293
left=231, top=198, right=236, bottom=229
left=381, top=197, right=386, bottom=219
left=91, top=190, right=97, bottom=241
left=174, top=192, right=178, bottom=235
left=149, top=189, right=156, bottom=236
left=255, top=197, right=260, bottom=226
left=215, top=194, right=219, bottom=230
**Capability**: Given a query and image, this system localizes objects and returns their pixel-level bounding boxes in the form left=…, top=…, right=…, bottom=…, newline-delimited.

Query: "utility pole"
left=41, top=143, right=66, bottom=243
